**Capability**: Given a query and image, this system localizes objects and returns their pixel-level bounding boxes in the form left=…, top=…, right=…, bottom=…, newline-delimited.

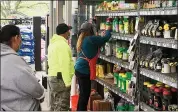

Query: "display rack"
left=111, top=32, right=178, bottom=49
left=95, top=78, right=134, bottom=104
left=140, top=68, right=178, bottom=88
left=95, top=0, right=178, bottom=111
left=140, top=36, right=178, bottom=49
left=95, top=7, right=177, bottom=16
left=99, top=54, right=130, bottom=70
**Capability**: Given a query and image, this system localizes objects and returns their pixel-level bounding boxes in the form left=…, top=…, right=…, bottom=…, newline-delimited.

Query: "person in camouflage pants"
left=48, top=77, right=71, bottom=111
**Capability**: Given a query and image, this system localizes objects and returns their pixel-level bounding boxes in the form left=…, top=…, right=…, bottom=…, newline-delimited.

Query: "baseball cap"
left=56, top=23, right=72, bottom=35
left=80, top=22, right=94, bottom=35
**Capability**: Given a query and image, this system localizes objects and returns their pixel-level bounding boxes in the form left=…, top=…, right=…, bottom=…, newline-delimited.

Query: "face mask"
left=16, top=41, right=22, bottom=52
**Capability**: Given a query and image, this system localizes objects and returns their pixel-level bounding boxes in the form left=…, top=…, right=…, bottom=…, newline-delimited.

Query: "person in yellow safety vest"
left=48, top=23, right=74, bottom=111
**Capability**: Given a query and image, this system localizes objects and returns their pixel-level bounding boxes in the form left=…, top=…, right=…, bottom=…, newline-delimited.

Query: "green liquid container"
left=126, top=72, right=132, bottom=92
left=118, top=73, right=124, bottom=88
left=114, top=72, right=119, bottom=86
left=121, top=74, right=127, bottom=93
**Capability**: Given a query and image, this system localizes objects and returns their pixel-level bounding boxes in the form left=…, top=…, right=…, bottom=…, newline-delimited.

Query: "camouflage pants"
left=48, top=77, right=71, bottom=111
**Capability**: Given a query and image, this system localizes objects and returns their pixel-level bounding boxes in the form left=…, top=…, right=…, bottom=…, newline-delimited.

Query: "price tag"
left=172, top=44, right=177, bottom=49
left=166, top=10, right=170, bottom=15
left=145, top=73, right=149, bottom=77
left=150, top=75, right=154, bottom=79
left=156, top=77, right=160, bottom=81
left=163, top=79, right=167, bottom=84
left=163, top=43, right=167, bottom=47
left=115, top=13, right=118, bottom=16
left=172, top=10, right=177, bottom=14
left=161, top=11, right=164, bottom=15
left=150, top=41, right=154, bottom=45
left=151, top=11, right=154, bottom=15
left=171, top=83, right=177, bottom=88
left=157, top=42, right=162, bottom=46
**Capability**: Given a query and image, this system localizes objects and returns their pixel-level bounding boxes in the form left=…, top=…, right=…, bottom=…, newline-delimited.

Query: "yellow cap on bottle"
left=147, top=84, right=154, bottom=88
left=144, top=82, right=150, bottom=86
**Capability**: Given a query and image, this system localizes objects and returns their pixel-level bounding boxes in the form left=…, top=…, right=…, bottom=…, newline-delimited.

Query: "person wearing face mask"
left=48, top=23, right=74, bottom=111
left=0, top=25, right=45, bottom=111
left=75, top=22, right=111, bottom=111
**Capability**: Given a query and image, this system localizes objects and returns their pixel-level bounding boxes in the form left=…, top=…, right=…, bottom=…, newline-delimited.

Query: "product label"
left=155, top=102, right=159, bottom=107
left=114, top=78, right=117, bottom=84
left=118, top=80, right=120, bottom=88
left=149, top=99, right=153, bottom=105
left=157, top=65, right=162, bottom=69
left=163, top=105, right=166, bottom=111
left=156, top=32, right=161, bottom=36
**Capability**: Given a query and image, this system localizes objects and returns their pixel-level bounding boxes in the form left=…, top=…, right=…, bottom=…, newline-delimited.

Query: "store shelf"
left=99, top=54, right=130, bottom=69
left=140, top=102, right=155, bottom=111
left=95, top=7, right=177, bottom=16
left=140, top=36, right=178, bottom=49
left=140, top=7, right=177, bottom=16
left=95, top=10, right=138, bottom=16
left=95, top=77, right=134, bottom=104
left=140, top=68, right=178, bottom=88
left=111, top=32, right=133, bottom=41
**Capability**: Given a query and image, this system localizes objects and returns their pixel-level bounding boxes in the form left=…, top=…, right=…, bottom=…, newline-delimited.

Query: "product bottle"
left=114, top=72, right=119, bottom=86
left=123, top=16, right=129, bottom=34
left=154, top=88, right=163, bottom=111
left=162, top=90, right=172, bottom=111
left=114, top=17, right=119, bottom=32
left=149, top=85, right=156, bottom=107
left=121, top=74, right=127, bottom=93
left=119, top=17, right=124, bottom=34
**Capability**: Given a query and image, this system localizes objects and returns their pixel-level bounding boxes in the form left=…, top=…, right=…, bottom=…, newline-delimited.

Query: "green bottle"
left=114, top=17, right=119, bottom=32
left=118, top=73, right=124, bottom=88
left=119, top=17, right=124, bottom=34
left=121, top=74, right=127, bottom=93
left=114, top=72, right=119, bottom=86
left=123, top=16, right=129, bottom=34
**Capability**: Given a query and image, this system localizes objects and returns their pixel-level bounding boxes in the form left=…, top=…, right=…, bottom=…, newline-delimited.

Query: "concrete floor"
left=41, top=91, right=50, bottom=111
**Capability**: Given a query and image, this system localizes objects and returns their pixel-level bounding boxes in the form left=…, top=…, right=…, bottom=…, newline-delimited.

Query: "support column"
left=56, top=1, right=64, bottom=24
left=64, top=1, right=72, bottom=25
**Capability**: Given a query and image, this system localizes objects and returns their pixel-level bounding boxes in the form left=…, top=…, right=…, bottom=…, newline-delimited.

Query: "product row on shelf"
left=96, top=0, right=178, bottom=12
left=87, top=88, right=136, bottom=111
left=18, top=28, right=35, bottom=64
left=141, top=79, right=178, bottom=111
left=96, top=62, right=136, bottom=98
left=100, top=16, right=178, bottom=40
left=95, top=56, right=178, bottom=111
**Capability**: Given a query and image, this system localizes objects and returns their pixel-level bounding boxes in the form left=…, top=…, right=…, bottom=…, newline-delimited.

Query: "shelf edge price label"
left=163, top=43, right=167, bottom=47
left=163, top=79, right=167, bottom=84
left=150, top=75, right=154, bottom=79
left=172, top=44, right=177, bottom=49
left=172, top=9, right=177, bottom=14
left=157, top=42, right=162, bottom=46
left=161, top=10, right=164, bottom=15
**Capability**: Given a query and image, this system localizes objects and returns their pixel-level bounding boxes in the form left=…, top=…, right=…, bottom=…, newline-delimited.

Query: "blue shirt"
left=75, top=30, right=111, bottom=75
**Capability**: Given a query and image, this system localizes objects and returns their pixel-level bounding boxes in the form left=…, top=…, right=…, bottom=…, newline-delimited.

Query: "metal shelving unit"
left=95, top=7, right=177, bottom=16
left=140, top=68, right=178, bottom=88
left=95, top=77, right=134, bottom=104
left=111, top=32, right=133, bottom=41
left=99, top=54, right=130, bottom=69
left=140, top=36, right=178, bottom=49
left=111, top=33, right=178, bottom=49
left=95, top=1, right=178, bottom=111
